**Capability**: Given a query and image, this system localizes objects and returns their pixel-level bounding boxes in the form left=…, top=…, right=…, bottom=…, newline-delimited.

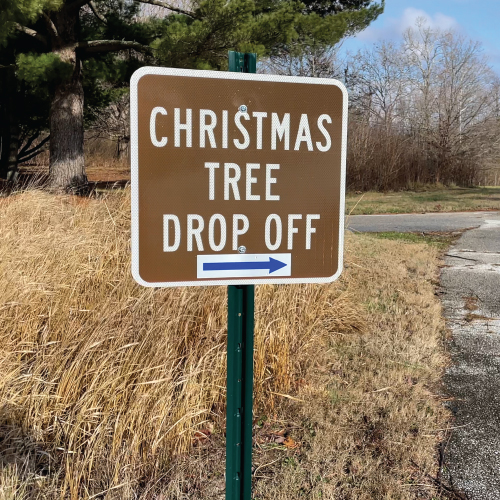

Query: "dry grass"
left=0, top=190, right=450, bottom=499
left=85, top=157, right=130, bottom=183
left=248, top=234, right=450, bottom=500
left=0, top=190, right=362, bottom=499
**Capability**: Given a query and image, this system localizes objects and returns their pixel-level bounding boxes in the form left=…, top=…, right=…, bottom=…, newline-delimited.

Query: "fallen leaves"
left=254, top=424, right=301, bottom=450
left=192, top=424, right=213, bottom=446
left=283, top=436, right=299, bottom=449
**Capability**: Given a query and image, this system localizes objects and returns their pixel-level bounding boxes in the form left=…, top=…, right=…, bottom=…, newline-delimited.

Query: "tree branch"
left=15, top=24, right=47, bottom=45
left=42, top=13, right=59, bottom=39
left=19, top=130, right=38, bottom=156
left=77, top=40, right=153, bottom=55
left=18, top=149, right=48, bottom=164
left=19, top=129, right=43, bottom=157
left=19, top=136, right=50, bottom=163
left=135, top=0, right=199, bottom=19
left=88, top=0, right=108, bottom=24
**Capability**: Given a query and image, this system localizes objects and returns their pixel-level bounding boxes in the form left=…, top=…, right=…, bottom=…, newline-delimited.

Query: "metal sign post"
left=226, top=283, right=254, bottom=500
left=226, top=52, right=256, bottom=500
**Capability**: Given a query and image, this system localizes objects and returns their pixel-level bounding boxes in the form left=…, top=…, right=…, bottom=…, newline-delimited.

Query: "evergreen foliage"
left=0, top=0, right=383, bottom=188
left=17, top=52, right=72, bottom=83
left=0, top=0, right=64, bottom=46
left=152, top=0, right=384, bottom=68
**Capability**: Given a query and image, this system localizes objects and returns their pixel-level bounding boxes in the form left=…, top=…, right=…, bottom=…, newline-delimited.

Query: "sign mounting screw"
left=238, top=246, right=246, bottom=254
left=239, top=105, right=247, bottom=113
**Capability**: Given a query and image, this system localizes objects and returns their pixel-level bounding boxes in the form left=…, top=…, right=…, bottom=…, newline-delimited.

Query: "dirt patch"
left=463, top=295, right=479, bottom=312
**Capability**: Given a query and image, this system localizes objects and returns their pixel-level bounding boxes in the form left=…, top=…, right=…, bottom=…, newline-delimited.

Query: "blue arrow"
left=203, top=257, right=287, bottom=274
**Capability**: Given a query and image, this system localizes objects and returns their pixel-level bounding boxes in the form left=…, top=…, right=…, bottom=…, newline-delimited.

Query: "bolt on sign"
left=130, top=67, right=347, bottom=287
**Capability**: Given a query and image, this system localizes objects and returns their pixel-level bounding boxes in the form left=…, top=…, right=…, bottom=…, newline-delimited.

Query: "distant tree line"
left=0, top=0, right=383, bottom=192
left=265, top=18, right=500, bottom=190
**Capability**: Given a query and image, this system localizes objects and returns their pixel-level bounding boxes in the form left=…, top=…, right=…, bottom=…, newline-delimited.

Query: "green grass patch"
left=346, top=186, right=500, bottom=215
left=367, top=231, right=458, bottom=249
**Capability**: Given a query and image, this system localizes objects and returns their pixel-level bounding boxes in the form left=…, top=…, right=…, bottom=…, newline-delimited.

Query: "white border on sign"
left=130, top=67, right=348, bottom=287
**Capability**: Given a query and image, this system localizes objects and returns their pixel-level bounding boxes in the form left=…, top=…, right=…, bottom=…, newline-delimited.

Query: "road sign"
left=130, top=67, right=347, bottom=287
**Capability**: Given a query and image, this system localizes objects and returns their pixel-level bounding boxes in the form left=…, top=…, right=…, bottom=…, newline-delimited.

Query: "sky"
left=339, top=0, right=500, bottom=74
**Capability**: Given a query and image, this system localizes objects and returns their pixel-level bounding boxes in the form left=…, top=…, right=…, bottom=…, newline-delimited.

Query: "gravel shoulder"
left=440, top=215, right=500, bottom=499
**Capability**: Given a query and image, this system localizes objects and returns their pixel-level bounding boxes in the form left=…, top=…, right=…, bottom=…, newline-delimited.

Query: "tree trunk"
left=48, top=52, right=86, bottom=191
left=47, top=6, right=87, bottom=192
left=0, top=66, right=19, bottom=182
left=0, top=124, right=19, bottom=183
left=6, top=122, right=19, bottom=182
left=0, top=114, right=9, bottom=179
left=115, top=136, right=129, bottom=160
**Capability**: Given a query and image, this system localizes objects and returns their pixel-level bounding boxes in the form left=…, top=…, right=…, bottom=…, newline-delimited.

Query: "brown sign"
left=131, top=68, right=347, bottom=287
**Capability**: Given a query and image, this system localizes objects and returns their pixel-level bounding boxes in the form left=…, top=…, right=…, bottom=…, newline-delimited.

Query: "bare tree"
left=88, top=93, right=130, bottom=160
left=345, top=18, right=499, bottom=189
left=403, top=21, right=496, bottom=181
left=349, top=40, right=412, bottom=129
left=260, top=45, right=345, bottom=79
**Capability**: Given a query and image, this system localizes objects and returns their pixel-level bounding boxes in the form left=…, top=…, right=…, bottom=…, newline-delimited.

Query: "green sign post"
left=229, top=50, right=257, bottom=74
left=226, top=284, right=255, bottom=500
left=226, top=51, right=257, bottom=500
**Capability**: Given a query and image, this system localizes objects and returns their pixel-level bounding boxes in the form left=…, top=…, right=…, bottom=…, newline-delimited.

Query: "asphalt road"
left=347, top=211, right=495, bottom=233
left=348, top=211, right=500, bottom=499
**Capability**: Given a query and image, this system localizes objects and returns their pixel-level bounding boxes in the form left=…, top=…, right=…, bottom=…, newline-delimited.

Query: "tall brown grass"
left=252, top=232, right=450, bottom=500
left=0, top=190, right=362, bottom=499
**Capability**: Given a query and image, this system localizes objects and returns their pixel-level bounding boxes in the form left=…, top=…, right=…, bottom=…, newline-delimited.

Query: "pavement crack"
left=445, top=254, right=479, bottom=262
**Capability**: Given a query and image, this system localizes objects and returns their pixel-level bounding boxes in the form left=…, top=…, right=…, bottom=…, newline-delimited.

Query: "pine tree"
left=1, top=0, right=154, bottom=190
left=0, top=10, right=54, bottom=181
left=1, top=0, right=383, bottom=191
left=276, top=0, right=384, bottom=64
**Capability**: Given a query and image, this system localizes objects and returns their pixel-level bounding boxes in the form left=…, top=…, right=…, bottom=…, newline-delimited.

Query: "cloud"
left=356, top=7, right=459, bottom=42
